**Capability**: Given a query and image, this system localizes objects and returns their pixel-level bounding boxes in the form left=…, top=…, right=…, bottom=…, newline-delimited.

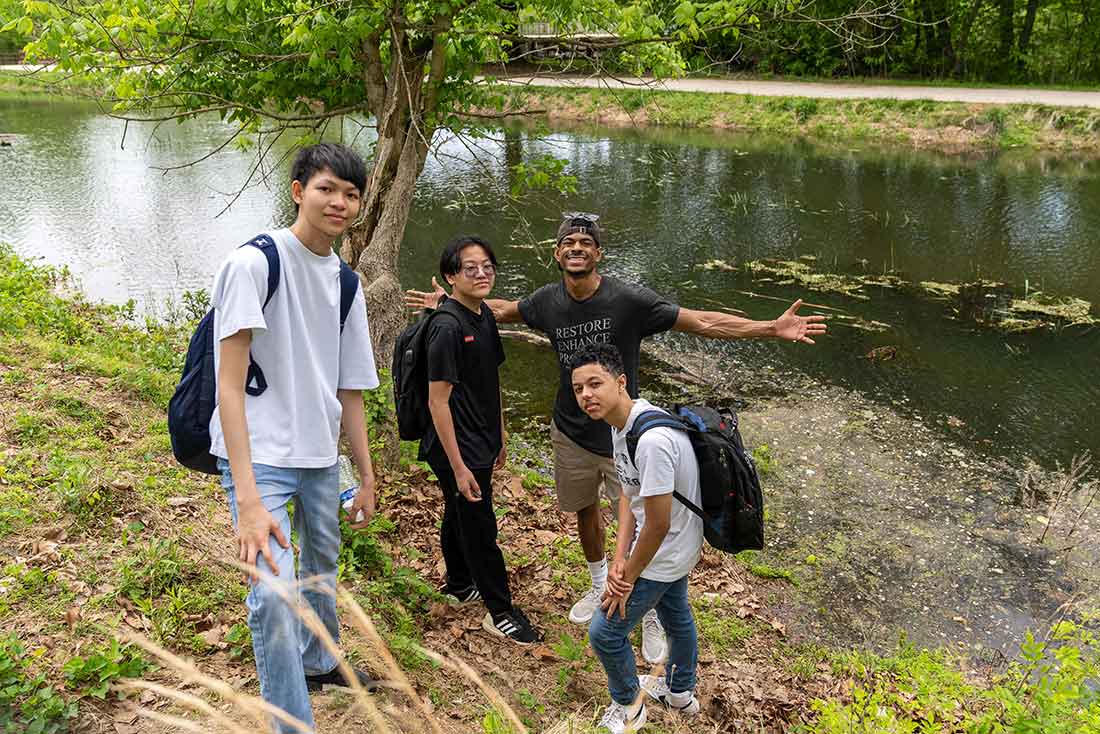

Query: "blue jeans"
left=219, top=459, right=342, bottom=734
left=589, top=575, right=698, bottom=706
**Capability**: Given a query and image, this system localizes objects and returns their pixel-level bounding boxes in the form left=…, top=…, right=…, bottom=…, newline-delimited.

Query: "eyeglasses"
left=461, top=263, right=496, bottom=278
left=562, top=211, right=600, bottom=224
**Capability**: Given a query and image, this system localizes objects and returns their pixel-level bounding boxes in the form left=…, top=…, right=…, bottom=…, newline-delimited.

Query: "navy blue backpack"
left=168, top=235, right=360, bottom=474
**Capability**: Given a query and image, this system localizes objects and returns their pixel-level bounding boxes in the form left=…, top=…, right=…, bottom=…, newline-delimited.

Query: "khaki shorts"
left=550, top=421, right=622, bottom=513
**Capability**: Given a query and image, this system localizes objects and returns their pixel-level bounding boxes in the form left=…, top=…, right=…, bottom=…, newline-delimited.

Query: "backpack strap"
left=245, top=234, right=280, bottom=308
left=338, top=260, right=358, bottom=332
left=625, top=410, right=685, bottom=465
left=625, top=409, right=708, bottom=523
left=241, top=235, right=280, bottom=397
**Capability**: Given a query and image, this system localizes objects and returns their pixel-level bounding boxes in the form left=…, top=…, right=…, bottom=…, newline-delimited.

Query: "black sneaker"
left=482, top=608, right=541, bottom=645
left=439, top=582, right=482, bottom=605
left=305, top=665, right=380, bottom=693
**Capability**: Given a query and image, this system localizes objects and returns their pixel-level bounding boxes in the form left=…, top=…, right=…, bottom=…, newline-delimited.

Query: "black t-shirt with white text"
left=418, top=299, right=506, bottom=470
left=518, top=275, right=680, bottom=457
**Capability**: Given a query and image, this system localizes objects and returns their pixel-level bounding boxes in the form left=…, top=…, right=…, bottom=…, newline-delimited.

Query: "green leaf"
left=226, top=0, right=238, bottom=16
left=17, top=16, right=33, bottom=35
left=673, top=1, right=695, bottom=26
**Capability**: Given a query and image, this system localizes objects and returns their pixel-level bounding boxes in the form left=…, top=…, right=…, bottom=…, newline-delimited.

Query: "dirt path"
left=499, top=75, right=1100, bottom=109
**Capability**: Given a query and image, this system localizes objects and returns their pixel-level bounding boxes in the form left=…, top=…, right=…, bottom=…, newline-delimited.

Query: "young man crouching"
left=570, top=343, right=703, bottom=733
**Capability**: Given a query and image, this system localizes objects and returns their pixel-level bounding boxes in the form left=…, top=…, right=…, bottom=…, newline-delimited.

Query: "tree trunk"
left=1017, top=0, right=1041, bottom=71
left=953, top=0, right=986, bottom=77
left=997, top=0, right=1016, bottom=78
left=345, top=19, right=447, bottom=467
left=344, top=130, right=429, bottom=467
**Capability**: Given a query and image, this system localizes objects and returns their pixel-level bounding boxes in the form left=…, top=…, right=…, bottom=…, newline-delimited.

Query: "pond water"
left=3, top=93, right=1099, bottom=472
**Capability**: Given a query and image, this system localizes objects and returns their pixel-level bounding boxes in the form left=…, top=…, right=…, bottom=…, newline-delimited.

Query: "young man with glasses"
left=407, top=214, right=824, bottom=662
left=420, top=235, right=541, bottom=644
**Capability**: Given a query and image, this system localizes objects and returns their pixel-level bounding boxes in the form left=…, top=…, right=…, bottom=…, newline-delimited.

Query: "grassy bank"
left=497, top=86, right=1100, bottom=155
left=1, top=244, right=1096, bottom=733
left=0, top=67, right=101, bottom=97
left=4, top=69, right=1100, bottom=156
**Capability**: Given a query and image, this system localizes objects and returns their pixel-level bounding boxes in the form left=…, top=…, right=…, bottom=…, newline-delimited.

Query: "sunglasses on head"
left=561, top=211, right=600, bottom=226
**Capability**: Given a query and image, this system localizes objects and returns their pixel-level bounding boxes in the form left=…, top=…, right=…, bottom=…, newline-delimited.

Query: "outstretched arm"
left=673, top=298, right=826, bottom=344
left=485, top=298, right=522, bottom=324
left=404, top=277, right=523, bottom=324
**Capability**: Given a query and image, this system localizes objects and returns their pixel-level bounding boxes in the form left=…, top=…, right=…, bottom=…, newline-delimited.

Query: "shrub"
left=801, top=624, right=1100, bottom=733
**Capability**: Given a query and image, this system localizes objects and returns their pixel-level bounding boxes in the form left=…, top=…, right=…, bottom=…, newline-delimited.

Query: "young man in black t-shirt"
left=419, top=235, right=540, bottom=645
left=408, top=215, right=825, bottom=659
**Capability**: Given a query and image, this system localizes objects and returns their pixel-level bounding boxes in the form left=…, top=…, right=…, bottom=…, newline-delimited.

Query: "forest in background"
left=703, top=0, right=1100, bottom=84
left=3, top=0, right=1099, bottom=85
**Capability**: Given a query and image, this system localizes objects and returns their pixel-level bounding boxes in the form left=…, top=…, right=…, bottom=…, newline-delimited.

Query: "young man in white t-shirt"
left=570, top=343, right=704, bottom=733
left=210, top=143, right=380, bottom=733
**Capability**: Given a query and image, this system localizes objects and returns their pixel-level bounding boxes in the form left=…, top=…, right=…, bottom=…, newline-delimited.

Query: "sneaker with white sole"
left=439, top=582, right=481, bottom=605
left=482, top=608, right=540, bottom=645
left=568, top=585, right=604, bottom=624
left=640, top=610, right=667, bottom=664
left=638, top=675, right=700, bottom=716
left=597, top=700, right=646, bottom=733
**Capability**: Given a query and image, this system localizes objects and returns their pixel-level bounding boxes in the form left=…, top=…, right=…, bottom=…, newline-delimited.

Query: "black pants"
left=431, top=464, right=513, bottom=617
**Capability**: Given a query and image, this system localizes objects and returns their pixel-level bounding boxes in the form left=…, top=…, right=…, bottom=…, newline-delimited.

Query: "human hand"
left=607, top=558, right=631, bottom=596
left=236, top=500, right=289, bottom=583
left=600, top=582, right=633, bottom=620
left=404, top=277, right=447, bottom=312
left=773, top=299, right=828, bottom=345
left=348, top=466, right=377, bottom=529
left=494, top=440, right=507, bottom=471
left=455, top=466, right=482, bottom=502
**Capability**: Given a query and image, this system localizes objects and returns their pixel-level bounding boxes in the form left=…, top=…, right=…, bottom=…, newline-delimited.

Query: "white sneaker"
left=597, top=700, right=646, bottom=733
left=569, top=585, right=604, bottom=624
left=638, top=675, right=700, bottom=716
left=640, top=610, right=667, bottom=664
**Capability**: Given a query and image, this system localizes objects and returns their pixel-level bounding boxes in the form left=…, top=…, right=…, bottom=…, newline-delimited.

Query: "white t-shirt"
left=612, top=399, right=704, bottom=582
left=208, top=228, right=379, bottom=468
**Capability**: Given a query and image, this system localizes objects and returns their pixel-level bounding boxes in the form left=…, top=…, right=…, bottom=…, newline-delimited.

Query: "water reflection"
left=2, top=96, right=1099, bottom=468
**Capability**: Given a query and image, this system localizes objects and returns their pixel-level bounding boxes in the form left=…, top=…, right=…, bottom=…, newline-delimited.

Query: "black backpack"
left=167, top=235, right=359, bottom=474
left=626, top=405, right=764, bottom=554
left=392, top=306, right=459, bottom=441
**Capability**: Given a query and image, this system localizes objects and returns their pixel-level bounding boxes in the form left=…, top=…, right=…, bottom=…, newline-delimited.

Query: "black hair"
left=290, top=143, right=367, bottom=195
left=439, top=235, right=498, bottom=281
left=568, top=343, right=624, bottom=378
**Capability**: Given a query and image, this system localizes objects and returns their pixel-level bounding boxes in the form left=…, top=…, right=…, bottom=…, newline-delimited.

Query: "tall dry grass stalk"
left=413, top=645, right=528, bottom=733
left=336, top=587, right=445, bottom=734
left=114, top=570, right=530, bottom=734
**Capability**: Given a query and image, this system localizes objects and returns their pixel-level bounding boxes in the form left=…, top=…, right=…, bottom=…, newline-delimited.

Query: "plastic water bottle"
left=337, top=455, right=364, bottom=523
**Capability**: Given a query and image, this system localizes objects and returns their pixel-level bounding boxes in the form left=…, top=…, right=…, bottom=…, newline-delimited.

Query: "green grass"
left=0, top=635, right=79, bottom=733
left=736, top=549, right=797, bottom=583
left=112, top=538, right=246, bottom=652
left=541, top=536, right=591, bottom=593
left=505, top=86, right=1100, bottom=154
left=692, top=595, right=754, bottom=653
left=797, top=624, right=1100, bottom=733
left=752, top=444, right=777, bottom=477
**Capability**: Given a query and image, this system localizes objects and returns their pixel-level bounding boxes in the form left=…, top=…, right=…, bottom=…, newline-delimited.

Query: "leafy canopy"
left=11, top=0, right=766, bottom=131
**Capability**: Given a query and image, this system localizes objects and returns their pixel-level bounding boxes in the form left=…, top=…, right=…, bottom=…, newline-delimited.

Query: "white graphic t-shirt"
left=208, top=228, right=379, bottom=468
left=611, top=399, right=704, bottom=582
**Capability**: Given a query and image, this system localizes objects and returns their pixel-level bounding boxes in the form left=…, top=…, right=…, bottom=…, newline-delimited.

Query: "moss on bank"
left=495, top=85, right=1100, bottom=155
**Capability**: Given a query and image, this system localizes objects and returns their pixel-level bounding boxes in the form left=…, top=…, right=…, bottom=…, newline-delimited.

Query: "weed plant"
left=62, top=639, right=149, bottom=700
left=0, top=635, right=78, bottom=734
left=801, top=623, right=1100, bottom=733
